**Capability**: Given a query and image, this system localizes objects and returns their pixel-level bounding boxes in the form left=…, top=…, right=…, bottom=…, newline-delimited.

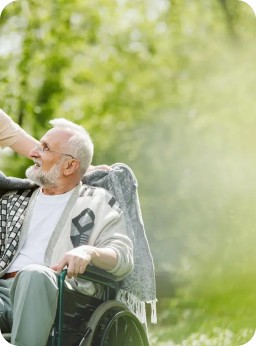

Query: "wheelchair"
left=49, top=266, right=149, bottom=346
left=3, top=266, right=149, bottom=346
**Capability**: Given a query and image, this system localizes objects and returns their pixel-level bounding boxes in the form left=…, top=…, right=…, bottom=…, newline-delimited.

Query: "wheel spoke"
left=113, top=316, right=119, bottom=343
left=83, top=301, right=148, bottom=346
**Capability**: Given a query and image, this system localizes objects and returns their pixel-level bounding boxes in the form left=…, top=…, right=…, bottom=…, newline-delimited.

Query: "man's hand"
left=87, top=164, right=112, bottom=173
left=51, top=246, right=118, bottom=279
left=51, top=246, right=97, bottom=279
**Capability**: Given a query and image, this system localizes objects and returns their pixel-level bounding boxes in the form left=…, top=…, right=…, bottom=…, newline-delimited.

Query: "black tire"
left=81, top=301, right=149, bottom=346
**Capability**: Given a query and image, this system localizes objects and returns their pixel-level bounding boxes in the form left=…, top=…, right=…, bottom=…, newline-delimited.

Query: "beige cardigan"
left=2, top=183, right=134, bottom=279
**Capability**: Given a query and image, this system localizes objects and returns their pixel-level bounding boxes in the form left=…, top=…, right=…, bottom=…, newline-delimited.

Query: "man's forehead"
left=40, top=128, right=70, bottom=147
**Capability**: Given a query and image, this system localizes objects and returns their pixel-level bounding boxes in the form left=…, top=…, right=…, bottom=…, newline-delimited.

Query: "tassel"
left=147, top=299, right=158, bottom=324
left=116, top=289, right=157, bottom=327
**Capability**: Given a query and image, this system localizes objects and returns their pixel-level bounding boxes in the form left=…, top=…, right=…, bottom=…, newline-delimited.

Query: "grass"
left=147, top=282, right=256, bottom=346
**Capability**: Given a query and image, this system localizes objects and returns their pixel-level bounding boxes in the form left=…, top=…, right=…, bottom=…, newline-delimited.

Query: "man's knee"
left=10, top=266, right=59, bottom=345
left=17, top=264, right=58, bottom=284
left=10, top=264, right=59, bottom=301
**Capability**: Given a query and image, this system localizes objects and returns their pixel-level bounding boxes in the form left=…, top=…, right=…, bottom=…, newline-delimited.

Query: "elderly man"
left=0, top=118, right=133, bottom=346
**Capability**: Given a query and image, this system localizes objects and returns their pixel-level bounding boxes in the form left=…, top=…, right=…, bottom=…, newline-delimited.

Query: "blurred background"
left=1, top=0, right=256, bottom=344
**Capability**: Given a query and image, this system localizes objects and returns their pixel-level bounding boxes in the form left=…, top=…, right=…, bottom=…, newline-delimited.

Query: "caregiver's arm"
left=0, top=109, right=38, bottom=158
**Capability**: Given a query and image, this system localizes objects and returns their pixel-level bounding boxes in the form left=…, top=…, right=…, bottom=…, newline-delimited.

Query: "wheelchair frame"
left=49, top=266, right=149, bottom=346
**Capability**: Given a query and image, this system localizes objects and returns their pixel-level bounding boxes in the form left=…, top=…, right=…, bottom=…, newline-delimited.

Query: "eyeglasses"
left=35, top=143, right=77, bottom=160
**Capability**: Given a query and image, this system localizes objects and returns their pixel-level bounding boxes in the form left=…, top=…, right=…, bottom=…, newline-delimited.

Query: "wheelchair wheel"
left=82, top=300, right=149, bottom=346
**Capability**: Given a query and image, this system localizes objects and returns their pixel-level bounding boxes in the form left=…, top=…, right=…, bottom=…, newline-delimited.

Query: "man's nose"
left=29, top=146, right=40, bottom=158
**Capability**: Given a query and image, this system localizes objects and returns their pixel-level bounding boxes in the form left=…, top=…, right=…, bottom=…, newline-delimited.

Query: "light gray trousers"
left=0, top=264, right=59, bottom=346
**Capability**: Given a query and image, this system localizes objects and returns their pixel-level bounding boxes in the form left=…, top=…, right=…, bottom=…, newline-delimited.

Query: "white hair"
left=49, top=118, right=94, bottom=176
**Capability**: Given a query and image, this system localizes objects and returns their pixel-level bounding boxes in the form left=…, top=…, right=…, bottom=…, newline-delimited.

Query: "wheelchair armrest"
left=78, top=265, right=119, bottom=289
left=59, top=266, right=119, bottom=290
left=59, top=266, right=119, bottom=308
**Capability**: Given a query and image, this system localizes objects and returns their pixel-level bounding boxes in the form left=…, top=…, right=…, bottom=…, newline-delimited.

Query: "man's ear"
left=63, top=160, right=80, bottom=176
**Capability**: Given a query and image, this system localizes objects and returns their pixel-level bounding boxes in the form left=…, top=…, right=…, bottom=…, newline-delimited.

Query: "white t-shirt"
left=8, top=188, right=75, bottom=272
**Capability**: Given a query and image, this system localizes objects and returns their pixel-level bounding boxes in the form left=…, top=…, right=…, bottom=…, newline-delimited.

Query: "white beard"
left=26, top=161, right=63, bottom=187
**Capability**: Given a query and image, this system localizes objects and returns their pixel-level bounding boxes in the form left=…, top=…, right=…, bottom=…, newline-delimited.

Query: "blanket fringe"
left=147, top=298, right=157, bottom=324
left=116, top=289, right=157, bottom=327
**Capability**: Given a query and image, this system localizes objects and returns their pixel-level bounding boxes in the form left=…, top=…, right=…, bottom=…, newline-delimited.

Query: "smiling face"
left=25, top=128, right=72, bottom=187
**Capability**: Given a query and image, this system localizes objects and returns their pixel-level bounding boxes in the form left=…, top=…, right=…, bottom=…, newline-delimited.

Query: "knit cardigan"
left=0, top=183, right=133, bottom=279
